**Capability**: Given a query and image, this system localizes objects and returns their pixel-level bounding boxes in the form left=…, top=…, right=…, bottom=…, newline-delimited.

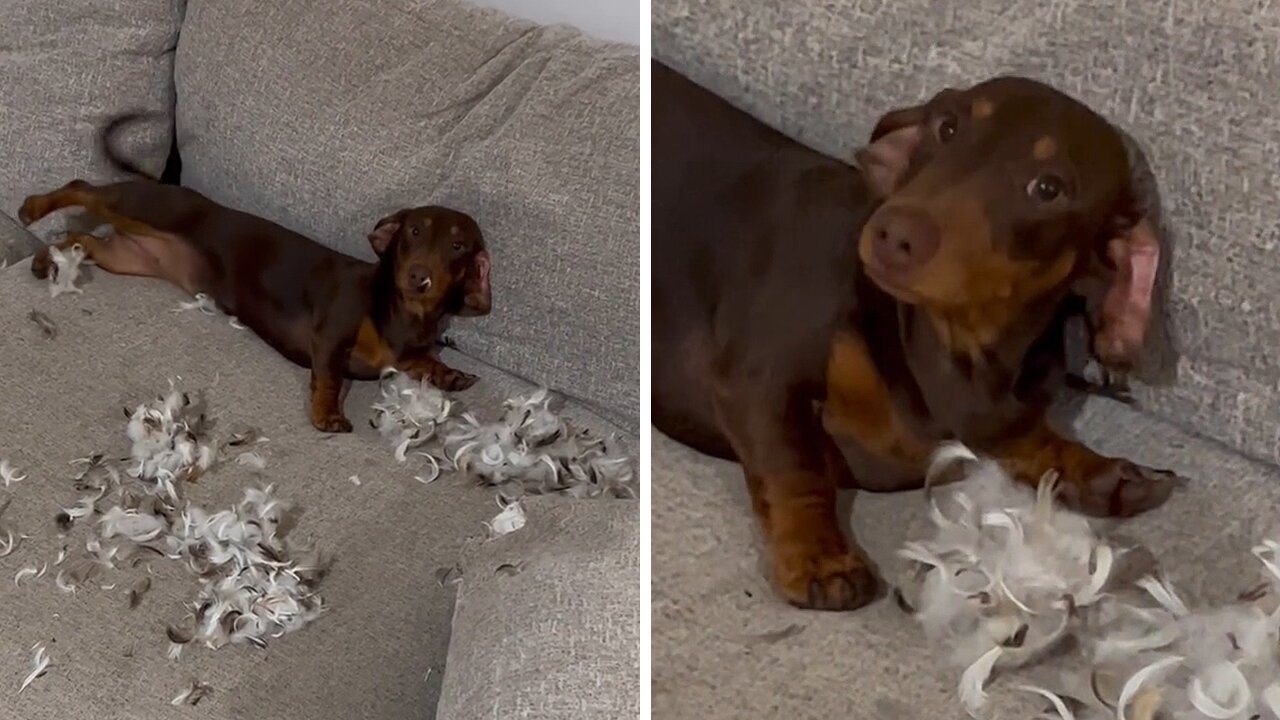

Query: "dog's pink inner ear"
left=460, top=251, right=491, bottom=316
left=855, top=125, right=923, bottom=199
left=1096, top=218, right=1159, bottom=366
left=367, top=221, right=400, bottom=255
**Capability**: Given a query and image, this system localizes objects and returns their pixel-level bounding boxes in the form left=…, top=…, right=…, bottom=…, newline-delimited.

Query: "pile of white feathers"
left=50, top=382, right=327, bottom=658
left=370, top=370, right=637, bottom=501
left=901, top=443, right=1280, bottom=720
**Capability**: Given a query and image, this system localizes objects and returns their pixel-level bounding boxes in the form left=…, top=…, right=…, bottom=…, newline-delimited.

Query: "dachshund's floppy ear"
left=854, top=105, right=927, bottom=199
left=1086, top=191, right=1160, bottom=370
left=457, top=249, right=491, bottom=317
left=368, top=210, right=407, bottom=255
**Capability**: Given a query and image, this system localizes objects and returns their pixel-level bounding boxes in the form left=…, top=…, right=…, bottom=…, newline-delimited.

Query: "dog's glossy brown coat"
left=20, top=116, right=492, bottom=432
left=652, top=62, right=1175, bottom=611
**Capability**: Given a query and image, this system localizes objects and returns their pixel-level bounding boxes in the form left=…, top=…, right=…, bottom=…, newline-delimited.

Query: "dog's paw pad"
left=774, top=547, right=878, bottom=612
left=312, top=415, right=353, bottom=434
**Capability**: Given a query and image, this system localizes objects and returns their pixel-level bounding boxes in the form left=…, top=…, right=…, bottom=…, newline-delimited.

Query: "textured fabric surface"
left=0, top=213, right=42, bottom=267
left=653, top=0, right=1280, bottom=465
left=436, top=496, right=640, bottom=720
left=0, top=261, right=634, bottom=720
left=174, top=0, right=640, bottom=429
left=652, top=398, right=1280, bottom=718
left=0, top=0, right=181, bottom=247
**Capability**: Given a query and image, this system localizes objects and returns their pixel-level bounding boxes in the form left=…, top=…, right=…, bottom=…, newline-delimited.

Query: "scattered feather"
left=18, top=644, right=50, bottom=692
left=370, top=373, right=638, bottom=499
left=959, top=645, right=1004, bottom=716
left=435, top=564, right=463, bottom=587
left=47, top=243, right=86, bottom=297
left=1, top=459, right=27, bottom=487
left=172, top=293, right=217, bottom=315
left=26, top=310, right=56, bottom=339
left=125, top=381, right=215, bottom=489
left=486, top=499, right=526, bottom=537
left=494, top=561, right=525, bottom=577
left=349, top=474, right=361, bottom=486
left=1017, top=684, right=1077, bottom=720
left=228, top=317, right=247, bottom=330
left=898, top=442, right=1115, bottom=716
left=443, top=389, right=638, bottom=499
left=170, top=680, right=212, bottom=706
left=0, top=530, right=21, bottom=558
left=14, top=563, right=45, bottom=587
left=900, top=444, right=1110, bottom=668
left=235, top=451, right=266, bottom=471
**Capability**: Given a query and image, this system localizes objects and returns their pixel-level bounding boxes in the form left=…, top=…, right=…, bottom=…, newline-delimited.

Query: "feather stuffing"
left=47, top=243, right=86, bottom=297
left=36, top=382, right=329, bottom=669
left=1054, top=542, right=1280, bottom=720
left=172, top=293, right=218, bottom=315
left=487, top=499, right=526, bottom=537
left=19, top=643, right=50, bottom=692
left=1, top=459, right=27, bottom=487
left=170, top=680, right=212, bottom=706
left=125, top=381, right=215, bottom=490
left=370, top=372, right=638, bottom=500
left=898, top=442, right=1116, bottom=715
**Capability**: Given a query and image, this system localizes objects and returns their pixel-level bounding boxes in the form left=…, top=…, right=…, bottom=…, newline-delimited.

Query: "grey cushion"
left=0, top=261, right=632, bottom=720
left=174, top=0, right=639, bottom=429
left=437, top=496, right=640, bottom=720
left=653, top=0, right=1280, bottom=465
left=0, top=213, right=42, bottom=266
left=652, top=397, right=1280, bottom=718
left=0, top=0, right=181, bottom=244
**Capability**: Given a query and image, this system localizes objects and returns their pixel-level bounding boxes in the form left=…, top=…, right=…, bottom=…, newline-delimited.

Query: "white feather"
left=899, top=443, right=1111, bottom=694
left=18, top=644, right=50, bottom=693
left=1016, top=684, right=1076, bottom=720
left=0, top=459, right=27, bottom=486
left=487, top=500, right=526, bottom=537
left=47, top=243, right=86, bottom=297
left=1117, top=655, right=1181, bottom=720
left=959, top=645, right=1003, bottom=716
left=172, top=293, right=218, bottom=315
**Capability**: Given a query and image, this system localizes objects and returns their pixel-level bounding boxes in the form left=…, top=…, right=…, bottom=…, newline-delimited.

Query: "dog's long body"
left=20, top=116, right=492, bottom=432
left=652, top=61, right=1176, bottom=610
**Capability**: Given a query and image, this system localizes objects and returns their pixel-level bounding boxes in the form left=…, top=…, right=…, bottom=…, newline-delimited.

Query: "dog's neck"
left=850, top=269, right=1071, bottom=448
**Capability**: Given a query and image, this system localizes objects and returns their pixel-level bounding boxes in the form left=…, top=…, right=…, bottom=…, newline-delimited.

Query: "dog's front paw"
left=436, top=369, right=478, bottom=392
left=771, top=541, right=879, bottom=612
left=1059, top=459, right=1180, bottom=518
left=311, top=413, right=353, bottom=434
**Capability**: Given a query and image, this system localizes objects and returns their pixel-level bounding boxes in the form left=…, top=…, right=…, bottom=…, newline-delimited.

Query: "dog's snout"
left=407, top=266, right=433, bottom=290
left=868, top=206, right=940, bottom=273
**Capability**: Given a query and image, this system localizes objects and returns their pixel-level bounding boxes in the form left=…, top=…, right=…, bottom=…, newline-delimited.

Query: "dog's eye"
left=935, top=113, right=958, bottom=143
left=410, top=226, right=420, bottom=237
left=451, top=241, right=463, bottom=252
left=1027, top=174, right=1065, bottom=202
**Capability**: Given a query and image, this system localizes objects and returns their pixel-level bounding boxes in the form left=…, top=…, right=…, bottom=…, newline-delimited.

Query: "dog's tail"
left=99, top=113, right=163, bottom=181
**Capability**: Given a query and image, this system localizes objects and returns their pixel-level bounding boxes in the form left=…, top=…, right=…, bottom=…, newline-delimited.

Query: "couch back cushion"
left=655, top=0, right=1280, bottom=465
left=174, top=0, right=639, bottom=428
left=0, top=0, right=180, bottom=243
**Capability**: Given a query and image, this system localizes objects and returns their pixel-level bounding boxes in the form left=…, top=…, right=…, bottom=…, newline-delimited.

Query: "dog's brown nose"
left=867, top=206, right=940, bottom=273
left=407, top=267, right=432, bottom=290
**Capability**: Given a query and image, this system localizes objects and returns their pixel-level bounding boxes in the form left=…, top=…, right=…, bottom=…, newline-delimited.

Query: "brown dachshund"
left=652, top=61, right=1176, bottom=611
left=19, top=115, right=492, bottom=433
